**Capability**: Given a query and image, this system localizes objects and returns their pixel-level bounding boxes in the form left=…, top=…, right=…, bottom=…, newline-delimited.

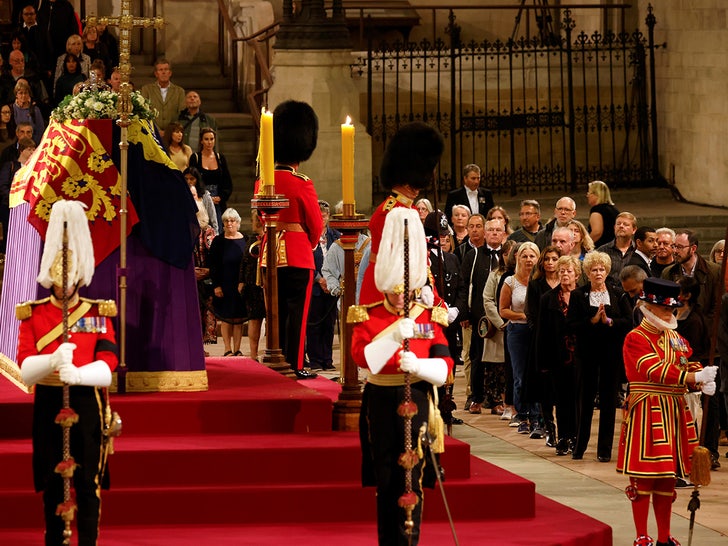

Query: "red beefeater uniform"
left=617, top=319, right=699, bottom=478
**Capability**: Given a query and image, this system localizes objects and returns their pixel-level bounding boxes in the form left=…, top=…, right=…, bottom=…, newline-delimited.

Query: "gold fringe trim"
left=0, top=352, right=32, bottom=394
left=110, top=370, right=209, bottom=393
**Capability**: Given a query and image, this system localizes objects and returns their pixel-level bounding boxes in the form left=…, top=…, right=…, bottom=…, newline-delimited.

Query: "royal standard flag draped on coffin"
left=16, top=119, right=139, bottom=266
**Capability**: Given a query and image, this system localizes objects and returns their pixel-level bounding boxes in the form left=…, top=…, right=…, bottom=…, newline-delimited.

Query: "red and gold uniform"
left=255, top=165, right=322, bottom=369
left=617, top=320, right=699, bottom=478
left=17, top=296, right=118, bottom=546
left=359, top=192, right=414, bottom=306
left=351, top=300, right=452, bottom=546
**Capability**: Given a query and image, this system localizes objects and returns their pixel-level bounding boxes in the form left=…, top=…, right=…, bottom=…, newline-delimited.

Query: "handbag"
left=477, top=315, right=498, bottom=339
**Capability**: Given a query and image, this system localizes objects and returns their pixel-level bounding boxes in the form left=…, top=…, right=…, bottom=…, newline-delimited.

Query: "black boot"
left=555, top=438, right=569, bottom=456
left=544, top=420, right=556, bottom=448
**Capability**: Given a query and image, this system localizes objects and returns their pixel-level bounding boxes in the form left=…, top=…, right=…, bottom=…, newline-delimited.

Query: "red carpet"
left=0, top=357, right=611, bottom=544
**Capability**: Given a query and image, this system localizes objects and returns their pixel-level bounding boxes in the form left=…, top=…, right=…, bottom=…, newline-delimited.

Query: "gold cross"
left=86, top=0, right=164, bottom=125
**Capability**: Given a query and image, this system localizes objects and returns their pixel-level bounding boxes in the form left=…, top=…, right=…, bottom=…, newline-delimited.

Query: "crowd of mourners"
left=426, top=164, right=728, bottom=470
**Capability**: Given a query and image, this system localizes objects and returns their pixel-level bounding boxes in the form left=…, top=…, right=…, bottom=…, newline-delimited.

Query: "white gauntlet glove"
left=398, top=350, right=448, bottom=386
left=21, top=342, right=76, bottom=386
left=394, top=318, right=416, bottom=342
left=701, top=381, right=716, bottom=396
left=50, top=342, right=76, bottom=369
left=446, top=306, right=459, bottom=324
left=60, top=360, right=112, bottom=387
left=695, top=366, right=718, bottom=384
left=419, top=285, right=435, bottom=307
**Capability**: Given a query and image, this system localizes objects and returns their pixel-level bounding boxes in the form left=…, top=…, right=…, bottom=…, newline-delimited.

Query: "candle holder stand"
left=329, top=208, right=368, bottom=431
left=251, top=192, right=295, bottom=378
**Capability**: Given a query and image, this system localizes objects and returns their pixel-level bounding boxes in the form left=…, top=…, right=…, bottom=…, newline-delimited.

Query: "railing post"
left=447, top=10, right=459, bottom=192
left=367, top=31, right=373, bottom=134
left=562, top=9, right=578, bottom=193
left=645, top=4, right=662, bottom=183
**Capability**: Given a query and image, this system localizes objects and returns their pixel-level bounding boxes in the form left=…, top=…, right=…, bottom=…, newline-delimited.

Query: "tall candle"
left=341, top=116, right=355, bottom=206
left=258, top=107, right=275, bottom=195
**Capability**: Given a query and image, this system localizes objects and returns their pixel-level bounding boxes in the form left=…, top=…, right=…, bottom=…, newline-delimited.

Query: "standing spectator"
left=189, top=183, right=217, bottom=353
left=183, top=167, right=218, bottom=250
left=0, top=104, right=16, bottom=156
left=305, top=200, right=340, bottom=371
left=178, top=90, right=218, bottom=152
left=53, top=53, right=85, bottom=105
left=450, top=204, right=470, bottom=253
left=208, top=208, right=247, bottom=356
left=709, top=239, right=725, bottom=265
left=10, top=31, right=42, bottom=75
left=535, top=197, right=577, bottom=250
left=255, top=100, right=324, bottom=379
left=189, top=127, right=232, bottom=234
left=10, top=80, right=45, bottom=145
left=620, top=265, right=648, bottom=326
left=164, top=121, right=192, bottom=171
left=36, top=0, right=80, bottom=68
left=500, top=242, right=540, bottom=434
left=651, top=227, right=675, bottom=278
left=508, top=199, right=542, bottom=243
left=486, top=205, right=513, bottom=239
left=444, top=163, right=494, bottom=222
left=53, top=34, right=90, bottom=91
left=95, top=23, right=119, bottom=74
left=0, top=121, right=33, bottom=164
left=550, top=226, right=576, bottom=258
left=618, top=278, right=717, bottom=546
left=239, top=210, right=266, bottom=361
left=627, top=226, right=657, bottom=277
left=81, top=25, right=111, bottom=75
left=567, top=251, right=632, bottom=461
left=597, top=211, right=637, bottom=287
left=536, top=255, right=582, bottom=455
left=566, top=219, right=594, bottom=261
left=141, top=58, right=186, bottom=135
left=359, top=122, right=444, bottom=306
left=414, top=198, right=433, bottom=223
left=586, top=180, right=620, bottom=248
left=19, top=4, right=51, bottom=82
left=2, top=49, right=47, bottom=108
left=662, top=229, right=722, bottom=321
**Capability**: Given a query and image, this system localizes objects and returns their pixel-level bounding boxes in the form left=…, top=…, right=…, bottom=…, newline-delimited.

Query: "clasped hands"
left=695, top=365, right=718, bottom=396
left=50, top=342, right=82, bottom=385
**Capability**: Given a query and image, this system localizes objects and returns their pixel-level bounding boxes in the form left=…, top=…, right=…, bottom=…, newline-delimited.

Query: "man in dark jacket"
left=444, top=164, right=494, bottom=223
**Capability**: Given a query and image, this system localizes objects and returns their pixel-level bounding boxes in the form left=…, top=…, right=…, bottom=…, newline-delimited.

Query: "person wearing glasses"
left=650, top=227, right=676, bottom=278
left=535, top=196, right=577, bottom=250
left=508, top=199, right=542, bottom=243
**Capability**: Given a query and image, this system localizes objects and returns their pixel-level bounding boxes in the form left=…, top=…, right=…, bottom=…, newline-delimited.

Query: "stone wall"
left=639, top=0, right=728, bottom=206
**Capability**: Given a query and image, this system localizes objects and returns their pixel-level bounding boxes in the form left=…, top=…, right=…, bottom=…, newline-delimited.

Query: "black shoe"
left=555, top=438, right=569, bottom=456
left=711, top=454, right=721, bottom=470
left=571, top=452, right=583, bottom=460
left=464, top=397, right=473, bottom=411
left=675, top=477, right=692, bottom=488
left=544, top=422, right=556, bottom=448
left=597, top=455, right=611, bottom=463
left=450, top=417, right=464, bottom=425
left=294, top=369, right=318, bottom=380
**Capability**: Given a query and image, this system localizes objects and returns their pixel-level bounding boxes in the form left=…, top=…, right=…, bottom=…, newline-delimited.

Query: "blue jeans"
left=507, top=322, right=539, bottom=421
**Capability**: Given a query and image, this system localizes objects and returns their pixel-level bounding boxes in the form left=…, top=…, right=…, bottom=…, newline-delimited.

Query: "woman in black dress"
left=208, top=208, right=247, bottom=356
left=189, top=128, right=232, bottom=234
left=239, top=210, right=266, bottom=361
left=586, top=180, right=619, bottom=248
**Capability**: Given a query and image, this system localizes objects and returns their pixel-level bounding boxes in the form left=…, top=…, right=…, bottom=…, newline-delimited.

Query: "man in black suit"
left=444, top=164, right=494, bottom=224
left=626, top=226, right=657, bottom=277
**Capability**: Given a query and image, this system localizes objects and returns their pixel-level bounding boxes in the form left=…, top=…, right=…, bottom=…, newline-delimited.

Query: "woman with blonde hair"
left=586, top=180, right=619, bottom=248
left=567, top=219, right=595, bottom=260
left=414, top=198, right=433, bottom=223
left=54, top=34, right=92, bottom=89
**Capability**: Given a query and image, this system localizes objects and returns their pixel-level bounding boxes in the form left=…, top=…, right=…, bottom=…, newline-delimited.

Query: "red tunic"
left=255, top=165, right=322, bottom=270
left=617, top=320, right=699, bottom=478
left=351, top=301, right=453, bottom=376
left=359, top=193, right=414, bottom=305
left=18, top=298, right=119, bottom=374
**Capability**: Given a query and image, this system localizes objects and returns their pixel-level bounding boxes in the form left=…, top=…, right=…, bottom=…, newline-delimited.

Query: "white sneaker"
left=500, top=408, right=513, bottom=421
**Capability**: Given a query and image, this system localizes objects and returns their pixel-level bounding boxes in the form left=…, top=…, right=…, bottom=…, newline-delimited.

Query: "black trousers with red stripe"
left=277, top=267, right=313, bottom=370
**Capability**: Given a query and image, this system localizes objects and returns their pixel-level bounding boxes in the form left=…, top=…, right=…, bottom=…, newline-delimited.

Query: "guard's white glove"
left=399, top=350, right=420, bottom=374
left=447, top=306, right=459, bottom=324
left=695, top=366, right=718, bottom=384
left=399, top=350, right=448, bottom=386
left=419, top=285, right=435, bottom=307
left=701, top=381, right=716, bottom=396
left=50, top=342, right=76, bottom=369
left=59, top=360, right=112, bottom=387
left=394, top=318, right=416, bottom=342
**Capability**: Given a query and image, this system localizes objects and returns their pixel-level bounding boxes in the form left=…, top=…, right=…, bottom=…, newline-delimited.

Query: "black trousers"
left=574, top=357, right=618, bottom=458
left=306, top=292, right=338, bottom=368
left=277, top=267, right=313, bottom=370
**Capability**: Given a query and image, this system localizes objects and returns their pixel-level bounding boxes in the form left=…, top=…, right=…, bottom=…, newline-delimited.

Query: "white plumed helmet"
left=374, top=207, right=428, bottom=294
left=36, top=200, right=95, bottom=289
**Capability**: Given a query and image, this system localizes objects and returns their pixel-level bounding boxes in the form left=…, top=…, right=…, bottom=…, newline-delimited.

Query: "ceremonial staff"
left=59, top=222, right=73, bottom=545
left=86, top=1, right=165, bottom=392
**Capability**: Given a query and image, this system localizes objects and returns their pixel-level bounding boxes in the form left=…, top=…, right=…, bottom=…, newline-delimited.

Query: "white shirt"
left=466, top=187, right=478, bottom=214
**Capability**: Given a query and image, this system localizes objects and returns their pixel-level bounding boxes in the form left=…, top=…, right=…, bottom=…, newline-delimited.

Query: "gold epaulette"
left=80, top=298, right=118, bottom=317
left=431, top=304, right=449, bottom=327
left=347, top=304, right=370, bottom=324
left=15, top=298, right=51, bottom=320
left=291, top=171, right=310, bottom=181
left=382, top=195, right=397, bottom=212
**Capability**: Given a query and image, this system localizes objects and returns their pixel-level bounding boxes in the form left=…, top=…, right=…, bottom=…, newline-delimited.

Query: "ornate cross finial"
left=86, top=0, right=164, bottom=126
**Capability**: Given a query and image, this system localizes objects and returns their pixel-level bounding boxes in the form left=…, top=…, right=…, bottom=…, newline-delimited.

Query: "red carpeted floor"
left=0, top=357, right=612, bottom=545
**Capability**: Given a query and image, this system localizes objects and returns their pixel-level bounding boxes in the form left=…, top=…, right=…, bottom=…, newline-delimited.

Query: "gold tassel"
left=690, top=446, right=712, bottom=487
left=428, top=388, right=445, bottom=454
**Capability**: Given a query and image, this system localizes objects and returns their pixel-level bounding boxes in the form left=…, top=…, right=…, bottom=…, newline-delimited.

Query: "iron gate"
left=355, top=6, right=663, bottom=199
